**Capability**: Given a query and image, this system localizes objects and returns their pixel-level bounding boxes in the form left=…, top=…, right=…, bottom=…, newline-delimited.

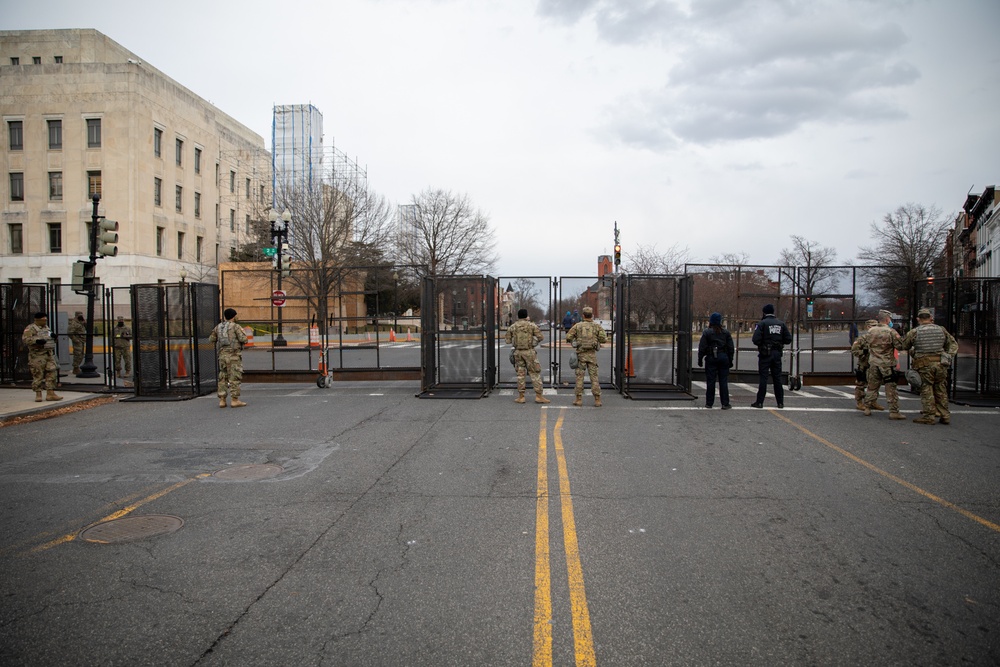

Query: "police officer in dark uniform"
left=751, top=303, right=793, bottom=408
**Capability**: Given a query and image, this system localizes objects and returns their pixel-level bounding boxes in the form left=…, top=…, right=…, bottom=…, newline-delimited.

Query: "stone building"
left=0, top=29, right=270, bottom=303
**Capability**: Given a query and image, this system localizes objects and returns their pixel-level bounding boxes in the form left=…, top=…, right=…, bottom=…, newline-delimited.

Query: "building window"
left=86, top=118, right=101, bottom=148
left=175, top=138, right=183, bottom=166
left=88, top=171, right=102, bottom=198
left=49, top=172, right=62, bottom=201
left=32, top=56, right=41, bottom=65
left=194, top=192, right=201, bottom=218
left=245, top=178, right=251, bottom=199
left=177, top=231, right=185, bottom=260
left=48, top=277, right=61, bottom=289
left=47, top=119, right=62, bottom=149
left=154, top=177, right=162, bottom=206
left=154, top=128, right=162, bottom=157
left=175, top=185, right=183, bottom=213
left=230, top=209, right=235, bottom=232
left=156, top=227, right=164, bottom=256
left=54, top=56, right=63, bottom=63
left=196, top=236, right=203, bottom=262
left=9, top=223, right=23, bottom=254
left=9, top=172, right=24, bottom=201
left=48, top=223, right=62, bottom=253
left=8, top=121, right=23, bottom=151
left=194, top=147, right=201, bottom=174
left=259, top=185, right=265, bottom=205
left=10, top=57, right=19, bottom=65
left=229, top=171, right=235, bottom=193
left=246, top=214, right=251, bottom=233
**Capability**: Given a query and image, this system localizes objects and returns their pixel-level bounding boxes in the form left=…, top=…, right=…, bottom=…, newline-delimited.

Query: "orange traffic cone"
left=389, top=328, right=396, bottom=342
left=625, top=344, right=635, bottom=378
left=177, top=346, right=188, bottom=379
left=244, top=327, right=254, bottom=347
left=318, top=358, right=326, bottom=375
left=309, top=325, right=320, bottom=348
left=406, top=328, right=413, bottom=341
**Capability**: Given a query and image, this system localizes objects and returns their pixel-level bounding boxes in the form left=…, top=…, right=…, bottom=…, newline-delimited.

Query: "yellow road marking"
left=533, top=410, right=553, bottom=667
left=554, top=410, right=597, bottom=667
left=30, top=473, right=210, bottom=553
left=770, top=411, right=1000, bottom=534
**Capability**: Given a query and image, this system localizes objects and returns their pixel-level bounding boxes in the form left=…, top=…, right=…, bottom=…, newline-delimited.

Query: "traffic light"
left=72, top=260, right=95, bottom=295
left=97, top=218, right=119, bottom=257
left=280, top=243, right=291, bottom=277
left=614, top=243, right=621, bottom=266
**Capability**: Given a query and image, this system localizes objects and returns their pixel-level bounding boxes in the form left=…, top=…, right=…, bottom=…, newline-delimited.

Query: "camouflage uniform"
left=67, top=313, right=86, bottom=374
left=21, top=316, right=61, bottom=400
left=850, top=319, right=883, bottom=411
left=565, top=309, right=608, bottom=406
left=900, top=311, right=958, bottom=424
left=857, top=312, right=903, bottom=418
left=505, top=315, right=548, bottom=404
left=112, top=320, right=132, bottom=377
left=210, top=316, right=249, bottom=407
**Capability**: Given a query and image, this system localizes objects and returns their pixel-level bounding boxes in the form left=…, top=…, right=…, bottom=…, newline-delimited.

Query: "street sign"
left=271, top=290, right=286, bottom=307
left=262, top=246, right=277, bottom=258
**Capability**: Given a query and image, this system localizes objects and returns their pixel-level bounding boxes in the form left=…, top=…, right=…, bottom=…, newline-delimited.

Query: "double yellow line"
left=533, top=409, right=596, bottom=667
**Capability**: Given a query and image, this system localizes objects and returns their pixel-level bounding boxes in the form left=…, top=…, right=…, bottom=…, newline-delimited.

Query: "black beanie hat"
left=763, top=304, right=775, bottom=315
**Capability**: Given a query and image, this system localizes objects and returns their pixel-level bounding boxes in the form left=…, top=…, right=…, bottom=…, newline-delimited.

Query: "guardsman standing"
left=505, top=308, right=549, bottom=404
left=850, top=319, right=886, bottom=411
left=210, top=308, right=249, bottom=408
left=860, top=309, right=905, bottom=420
left=112, top=316, right=132, bottom=378
left=750, top=304, right=793, bottom=408
left=67, top=311, right=87, bottom=375
left=21, top=311, right=63, bottom=402
left=565, top=306, right=608, bottom=407
left=900, top=308, right=959, bottom=425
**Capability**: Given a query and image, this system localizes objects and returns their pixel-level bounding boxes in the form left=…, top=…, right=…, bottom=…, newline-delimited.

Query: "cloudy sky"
left=7, top=0, right=999, bottom=277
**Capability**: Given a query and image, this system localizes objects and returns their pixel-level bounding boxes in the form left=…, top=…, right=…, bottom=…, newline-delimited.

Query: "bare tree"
left=624, top=242, right=691, bottom=275
left=276, top=168, right=395, bottom=334
left=858, top=203, right=950, bottom=308
left=777, top=235, right=841, bottom=297
left=394, top=188, right=498, bottom=277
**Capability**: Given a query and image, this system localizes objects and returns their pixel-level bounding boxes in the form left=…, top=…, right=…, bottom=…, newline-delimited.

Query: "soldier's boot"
left=863, top=405, right=872, bottom=416
left=855, top=400, right=865, bottom=411
left=939, top=416, right=950, bottom=425
left=230, top=399, right=247, bottom=408
left=594, top=396, right=602, bottom=407
left=219, top=396, right=228, bottom=408
left=45, top=390, right=63, bottom=401
left=35, top=391, right=43, bottom=403
left=871, top=402, right=886, bottom=411
left=72, top=366, right=80, bottom=374
left=912, top=415, right=936, bottom=425
left=889, top=411, right=906, bottom=420
left=573, top=395, right=583, bottom=407
left=534, top=392, right=550, bottom=404
left=514, top=390, right=526, bottom=404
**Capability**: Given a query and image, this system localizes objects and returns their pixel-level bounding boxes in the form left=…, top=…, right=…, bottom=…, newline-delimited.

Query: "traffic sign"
left=262, top=246, right=277, bottom=258
left=271, top=290, right=286, bottom=307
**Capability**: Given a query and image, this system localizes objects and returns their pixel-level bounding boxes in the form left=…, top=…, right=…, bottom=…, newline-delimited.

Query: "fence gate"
left=126, top=282, right=219, bottom=400
left=615, top=274, right=694, bottom=399
left=418, top=275, right=496, bottom=398
left=916, top=276, right=1000, bottom=405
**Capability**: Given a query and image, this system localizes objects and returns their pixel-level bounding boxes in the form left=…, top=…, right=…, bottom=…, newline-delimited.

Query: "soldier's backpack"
left=514, top=323, right=534, bottom=350
left=576, top=322, right=599, bottom=352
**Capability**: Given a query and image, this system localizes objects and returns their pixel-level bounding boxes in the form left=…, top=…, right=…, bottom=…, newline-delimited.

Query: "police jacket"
left=751, top=314, right=792, bottom=354
left=698, top=327, right=735, bottom=364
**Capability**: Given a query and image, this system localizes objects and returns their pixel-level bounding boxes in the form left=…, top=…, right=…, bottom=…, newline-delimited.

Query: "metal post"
left=78, top=194, right=101, bottom=378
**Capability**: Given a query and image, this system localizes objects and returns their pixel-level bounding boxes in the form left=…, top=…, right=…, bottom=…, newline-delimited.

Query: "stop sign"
left=271, top=290, right=286, bottom=307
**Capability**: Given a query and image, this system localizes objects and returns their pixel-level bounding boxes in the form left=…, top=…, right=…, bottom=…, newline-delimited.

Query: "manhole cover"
left=80, top=515, right=184, bottom=544
left=212, top=463, right=283, bottom=481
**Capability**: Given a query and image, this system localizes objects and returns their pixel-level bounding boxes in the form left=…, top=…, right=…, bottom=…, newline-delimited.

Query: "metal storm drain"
left=80, top=515, right=184, bottom=544
left=212, top=463, right=283, bottom=481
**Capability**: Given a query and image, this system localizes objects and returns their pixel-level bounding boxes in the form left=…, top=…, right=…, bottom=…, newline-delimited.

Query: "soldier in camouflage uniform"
left=112, top=316, right=132, bottom=378
left=858, top=309, right=905, bottom=419
left=565, top=306, right=608, bottom=407
left=210, top=308, right=249, bottom=408
left=67, top=311, right=87, bottom=375
left=21, top=311, right=63, bottom=402
left=900, top=308, right=959, bottom=425
left=504, top=308, right=550, bottom=404
left=850, top=319, right=885, bottom=411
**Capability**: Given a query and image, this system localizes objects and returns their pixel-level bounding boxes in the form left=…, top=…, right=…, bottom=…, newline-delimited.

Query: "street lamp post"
left=392, top=271, right=399, bottom=335
left=451, top=289, right=457, bottom=330
left=78, top=194, right=102, bottom=378
left=268, top=208, right=291, bottom=346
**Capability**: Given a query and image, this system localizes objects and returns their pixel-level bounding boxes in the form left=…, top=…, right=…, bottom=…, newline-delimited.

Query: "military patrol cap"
left=878, top=309, right=892, bottom=320
left=582, top=306, right=594, bottom=317
left=517, top=308, right=528, bottom=319
left=917, top=308, right=932, bottom=318
left=866, top=319, right=878, bottom=327
left=117, top=315, right=125, bottom=322
left=75, top=311, right=83, bottom=317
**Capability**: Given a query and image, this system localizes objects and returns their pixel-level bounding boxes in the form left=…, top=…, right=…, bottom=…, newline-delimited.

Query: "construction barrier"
left=244, top=327, right=254, bottom=347
left=309, top=325, right=320, bottom=348
left=389, top=329, right=396, bottom=342
left=176, top=346, right=188, bottom=379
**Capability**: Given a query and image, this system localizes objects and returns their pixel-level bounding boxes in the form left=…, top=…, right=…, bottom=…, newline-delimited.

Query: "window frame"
left=156, top=227, right=165, bottom=256
left=9, top=172, right=24, bottom=201
left=47, top=119, right=62, bottom=149
left=194, top=147, right=202, bottom=174
left=154, top=177, right=162, bottom=207
left=8, top=120, right=23, bottom=151
left=87, top=171, right=102, bottom=198
left=86, top=118, right=102, bottom=148
left=175, top=138, right=183, bottom=166
left=9, top=223, right=23, bottom=254
left=194, top=191, right=201, bottom=219
left=48, top=223, right=62, bottom=253
left=153, top=128, right=162, bottom=157
left=177, top=231, right=185, bottom=260
left=175, top=185, right=183, bottom=213
left=48, top=171, right=63, bottom=201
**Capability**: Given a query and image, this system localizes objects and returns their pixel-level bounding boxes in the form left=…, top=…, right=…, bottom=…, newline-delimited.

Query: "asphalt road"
left=1, top=382, right=998, bottom=666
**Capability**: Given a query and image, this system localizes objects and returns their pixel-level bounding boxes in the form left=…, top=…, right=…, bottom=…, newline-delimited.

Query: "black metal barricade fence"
left=495, top=276, right=555, bottom=388
left=1, top=283, right=48, bottom=385
left=915, top=276, right=1000, bottom=404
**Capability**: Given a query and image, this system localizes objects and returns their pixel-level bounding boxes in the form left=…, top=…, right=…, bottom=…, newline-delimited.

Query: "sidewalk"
left=0, top=372, right=122, bottom=425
